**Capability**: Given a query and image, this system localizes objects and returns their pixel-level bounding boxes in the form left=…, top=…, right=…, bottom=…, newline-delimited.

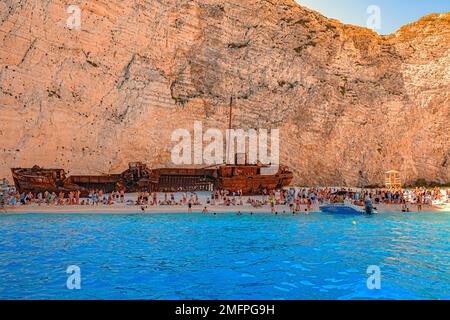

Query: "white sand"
left=1, top=202, right=447, bottom=214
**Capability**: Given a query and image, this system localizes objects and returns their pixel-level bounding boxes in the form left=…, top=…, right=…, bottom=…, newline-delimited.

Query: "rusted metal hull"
left=146, top=168, right=217, bottom=192
left=11, top=162, right=293, bottom=195
left=217, top=165, right=293, bottom=194
left=219, top=174, right=293, bottom=194
left=11, top=167, right=89, bottom=196
left=66, top=175, right=122, bottom=194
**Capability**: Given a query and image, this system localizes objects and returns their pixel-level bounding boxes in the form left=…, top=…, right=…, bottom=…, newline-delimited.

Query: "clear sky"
left=296, top=0, right=450, bottom=34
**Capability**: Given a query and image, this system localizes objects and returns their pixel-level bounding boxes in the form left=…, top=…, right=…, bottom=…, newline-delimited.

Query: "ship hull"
left=220, top=173, right=293, bottom=194
left=11, top=163, right=293, bottom=196
left=11, top=167, right=88, bottom=196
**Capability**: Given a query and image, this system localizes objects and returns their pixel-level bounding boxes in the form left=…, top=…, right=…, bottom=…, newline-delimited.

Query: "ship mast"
left=228, top=96, right=233, bottom=132
left=227, top=96, right=233, bottom=164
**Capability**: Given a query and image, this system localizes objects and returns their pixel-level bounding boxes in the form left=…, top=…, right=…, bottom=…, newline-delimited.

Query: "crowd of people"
left=136, top=191, right=202, bottom=206
left=208, top=187, right=448, bottom=210
left=1, top=183, right=449, bottom=213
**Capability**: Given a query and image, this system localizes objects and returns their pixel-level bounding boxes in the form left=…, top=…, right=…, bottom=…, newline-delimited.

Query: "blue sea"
left=0, top=211, right=448, bottom=299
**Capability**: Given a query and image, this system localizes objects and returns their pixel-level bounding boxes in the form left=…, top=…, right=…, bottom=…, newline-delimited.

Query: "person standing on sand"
left=194, top=193, right=199, bottom=205
left=37, top=192, right=43, bottom=206
left=56, top=192, right=64, bottom=205
left=50, top=192, right=56, bottom=205
left=188, top=201, right=192, bottom=213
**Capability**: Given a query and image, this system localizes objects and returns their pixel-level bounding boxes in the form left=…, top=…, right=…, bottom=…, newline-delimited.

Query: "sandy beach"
left=2, top=202, right=448, bottom=215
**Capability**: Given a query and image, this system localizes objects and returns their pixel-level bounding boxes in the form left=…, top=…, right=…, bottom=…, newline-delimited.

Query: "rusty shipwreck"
left=11, top=97, right=293, bottom=195
left=12, top=160, right=293, bottom=196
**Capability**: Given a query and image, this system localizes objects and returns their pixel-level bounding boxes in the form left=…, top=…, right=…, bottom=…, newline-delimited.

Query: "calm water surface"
left=0, top=211, right=448, bottom=299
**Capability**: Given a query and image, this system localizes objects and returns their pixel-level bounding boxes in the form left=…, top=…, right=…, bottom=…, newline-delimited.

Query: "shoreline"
left=2, top=203, right=448, bottom=215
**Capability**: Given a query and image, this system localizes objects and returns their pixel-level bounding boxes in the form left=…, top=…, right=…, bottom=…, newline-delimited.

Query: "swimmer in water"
left=237, top=211, right=241, bottom=216
left=202, top=206, right=208, bottom=214
left=250, top=212, right=253, bottom=215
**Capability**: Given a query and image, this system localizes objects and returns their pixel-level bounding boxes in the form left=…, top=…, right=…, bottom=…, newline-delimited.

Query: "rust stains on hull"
left=11, top=162, right=293, bottom=195
left=11, top=166, right=89, bottom=196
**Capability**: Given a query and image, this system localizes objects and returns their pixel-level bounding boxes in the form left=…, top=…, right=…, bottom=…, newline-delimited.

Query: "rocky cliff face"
left=0, top=0, right=449, bottom=186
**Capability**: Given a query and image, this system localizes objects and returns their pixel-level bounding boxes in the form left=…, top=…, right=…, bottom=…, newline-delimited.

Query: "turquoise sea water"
left=0, top=211, right=448, bottom=300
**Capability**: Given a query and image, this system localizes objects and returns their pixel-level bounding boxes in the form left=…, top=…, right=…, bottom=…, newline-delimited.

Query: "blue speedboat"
left=320, top=201, right=377, bottom=215
left=320, top=204, right=362, bottom=214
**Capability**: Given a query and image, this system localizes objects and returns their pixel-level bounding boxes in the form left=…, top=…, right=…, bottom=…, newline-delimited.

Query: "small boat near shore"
left=320, top=202, right=378, bottom=215
left=319, top=190, right=378, bottom=215
left=320, top=190, right=378, bottom=215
